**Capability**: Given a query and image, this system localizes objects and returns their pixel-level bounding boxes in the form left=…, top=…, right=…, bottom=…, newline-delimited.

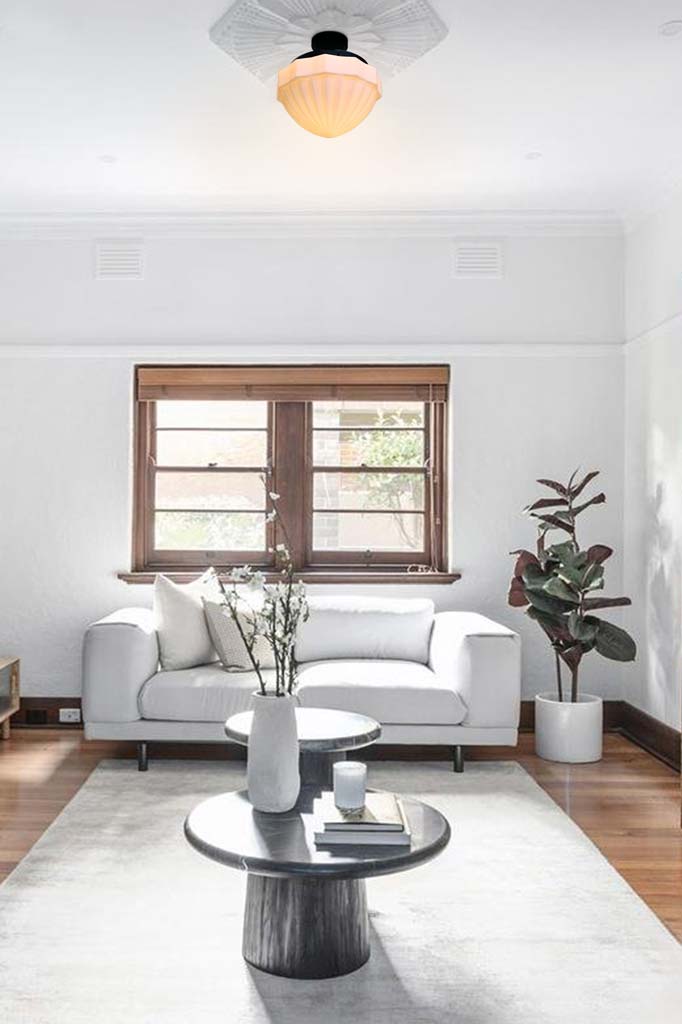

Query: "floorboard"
left=0, top=730, right=680, bottom=941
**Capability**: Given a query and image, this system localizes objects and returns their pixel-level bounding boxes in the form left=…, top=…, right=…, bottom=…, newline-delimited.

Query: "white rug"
left=1, top=761, right=681, bottom=1024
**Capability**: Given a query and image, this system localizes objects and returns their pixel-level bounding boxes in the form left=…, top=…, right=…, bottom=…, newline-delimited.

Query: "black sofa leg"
left=453, top=745, right=464, bottom=773
left=137, top=742, right=148, bottom=772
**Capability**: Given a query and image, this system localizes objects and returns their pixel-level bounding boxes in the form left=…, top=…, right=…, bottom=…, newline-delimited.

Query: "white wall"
left=623, top=191, right=682, bottom=730
left=0, top=229, right=626, bottom=701
left=0, top=232, right=622, bottom=346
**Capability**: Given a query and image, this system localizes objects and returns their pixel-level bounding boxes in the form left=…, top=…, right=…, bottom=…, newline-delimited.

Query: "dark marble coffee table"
left=184, top=785, right=450, bottom=979
left=225, top=707, right=381, bottom=785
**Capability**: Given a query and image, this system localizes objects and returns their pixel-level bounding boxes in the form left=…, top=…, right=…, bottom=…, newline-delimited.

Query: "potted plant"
left=219, top=491, right=309, bottom=812
left=508, top=470, right=636, bottom=763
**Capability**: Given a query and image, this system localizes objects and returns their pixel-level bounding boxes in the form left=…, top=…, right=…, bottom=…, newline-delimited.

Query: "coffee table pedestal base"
left=243, top=874, right=369, bottom=979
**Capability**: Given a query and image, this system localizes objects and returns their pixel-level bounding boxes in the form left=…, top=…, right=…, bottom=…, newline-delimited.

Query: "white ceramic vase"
left=535, top=692, right=603, bottom=764
left=247, top=692, right=300, bottom=813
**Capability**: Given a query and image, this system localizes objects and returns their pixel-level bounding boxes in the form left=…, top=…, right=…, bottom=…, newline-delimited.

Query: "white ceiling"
left=1, top=0, right=682, bottom=220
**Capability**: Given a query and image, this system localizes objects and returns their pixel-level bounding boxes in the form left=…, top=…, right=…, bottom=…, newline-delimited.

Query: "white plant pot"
left=535, top=692, right=603, bottom=764
left=247, top=692, right=300, bottom=813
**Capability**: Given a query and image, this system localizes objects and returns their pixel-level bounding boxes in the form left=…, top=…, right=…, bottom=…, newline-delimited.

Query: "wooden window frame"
left=128, top=365, right=455, bottom=584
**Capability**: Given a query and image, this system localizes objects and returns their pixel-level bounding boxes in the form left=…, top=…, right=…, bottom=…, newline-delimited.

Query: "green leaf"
left=547, top=540, right=578, bottom=562
left=570, top=470, right=600, bottom=498
left=543, top=577, right=580, bottom=604
left=568, top=611, right=599, bottom=644
left=526, top=606, right=572, bottom=642
left=582, top=563, right=604, bottom=590
left=557, top=564, right=587, bottom=588
left=594, top=620, right=637, bottom=662
left=526, top=588, right=575, bottom=616
left=522, top=564, right=552, bottom=592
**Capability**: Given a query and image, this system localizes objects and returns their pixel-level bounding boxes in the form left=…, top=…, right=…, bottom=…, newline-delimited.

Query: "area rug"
left=1, top=761, right=681, bottom=1024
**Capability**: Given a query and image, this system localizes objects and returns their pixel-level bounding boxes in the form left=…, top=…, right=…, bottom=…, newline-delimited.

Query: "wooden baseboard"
left=618, top=702, right=681, bottom=772
left=14, top=696, right=680, bottom=771
left=14, top=697, right=82, bottom=728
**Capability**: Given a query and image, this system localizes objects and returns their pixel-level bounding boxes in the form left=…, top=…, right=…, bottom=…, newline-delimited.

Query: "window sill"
left=117, top=570, right=461, bottom=586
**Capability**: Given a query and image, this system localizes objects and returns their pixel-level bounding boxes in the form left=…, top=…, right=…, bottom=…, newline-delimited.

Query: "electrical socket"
left=59, top=707, right=81, bottom=724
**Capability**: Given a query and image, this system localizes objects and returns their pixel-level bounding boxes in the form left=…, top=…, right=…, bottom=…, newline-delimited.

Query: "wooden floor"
left=1, top=729, right=681, bottom=940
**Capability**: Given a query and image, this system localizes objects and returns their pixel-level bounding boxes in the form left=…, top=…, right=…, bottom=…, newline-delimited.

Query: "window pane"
left=156, top=401, right=267, bottom=428
left=313, top=512, right=424, bottom=552
left=156, top=431, right=267, bottom=467
left=313, top=430, right=424, bottom=468
left=313, top=472, right=424, bottom=511
left=155, top=472, right=265, bottom=511
left=155, top=512, right=266, bottom=550
left=313, top=401, right=424, bottom=428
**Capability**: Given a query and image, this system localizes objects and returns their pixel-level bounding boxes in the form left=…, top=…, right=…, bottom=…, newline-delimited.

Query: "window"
left=131, top=365, right=450, bottom=581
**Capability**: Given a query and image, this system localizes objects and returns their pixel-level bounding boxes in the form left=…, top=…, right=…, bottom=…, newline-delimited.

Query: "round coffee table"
left=225, top=707, right=381, bottom=785
left=184, top=785, right=450, bottom=979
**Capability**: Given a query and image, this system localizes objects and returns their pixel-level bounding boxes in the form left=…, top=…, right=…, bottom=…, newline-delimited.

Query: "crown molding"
left=0, top=209, right=623, bottom=241
left=0, top=341, right=624, bottom=359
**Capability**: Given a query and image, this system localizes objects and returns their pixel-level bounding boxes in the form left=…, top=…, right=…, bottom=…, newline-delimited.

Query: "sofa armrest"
left=429, top=612, right=521, bottom=728
left=82, top=608, right=159, bottom=724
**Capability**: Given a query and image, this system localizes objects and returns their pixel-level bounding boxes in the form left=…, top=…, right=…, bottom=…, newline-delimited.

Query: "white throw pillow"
left=202, top=598, right=275, bottom=672
left=153, top=569, right=222, bottom=671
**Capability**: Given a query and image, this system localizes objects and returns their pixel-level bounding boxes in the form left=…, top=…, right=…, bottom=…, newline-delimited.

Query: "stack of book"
left=313, top=791, right=411, bottom=847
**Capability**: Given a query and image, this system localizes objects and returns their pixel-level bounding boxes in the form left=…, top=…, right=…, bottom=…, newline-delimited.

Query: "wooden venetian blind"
left=135, top=365, right=450, bottom=402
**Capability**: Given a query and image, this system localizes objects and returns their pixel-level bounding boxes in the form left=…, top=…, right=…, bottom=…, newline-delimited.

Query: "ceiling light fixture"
left=659, top=20, right=682, bottom=36
left=276, top=30, right=381, bottom=138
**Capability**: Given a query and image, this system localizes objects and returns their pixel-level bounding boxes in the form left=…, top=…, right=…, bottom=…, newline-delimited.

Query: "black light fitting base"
left=295, top=30, right=368, bottom=64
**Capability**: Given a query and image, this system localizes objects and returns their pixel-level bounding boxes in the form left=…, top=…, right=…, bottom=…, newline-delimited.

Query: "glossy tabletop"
left=224, top=707, right=381, bottom=753
left=184, top=786, right=451, bottom=881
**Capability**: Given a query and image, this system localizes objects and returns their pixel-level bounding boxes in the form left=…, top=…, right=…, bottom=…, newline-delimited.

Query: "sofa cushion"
left=297, top=660, right=466, bottom=726
left=139, top=665, right=275, bottom=722
left=153, top=570, right=221, bottom=671
left=203, top=598, right=275, bottom=671
left=295, top=597, right=435, bottom=665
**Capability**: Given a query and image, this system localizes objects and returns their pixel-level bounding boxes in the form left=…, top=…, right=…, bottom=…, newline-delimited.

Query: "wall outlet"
left=59, top=707, right=81, bottom=724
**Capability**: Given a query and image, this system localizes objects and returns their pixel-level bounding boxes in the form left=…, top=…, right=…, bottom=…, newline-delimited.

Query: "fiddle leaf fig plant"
left=508, top=470, right=636, bottom=702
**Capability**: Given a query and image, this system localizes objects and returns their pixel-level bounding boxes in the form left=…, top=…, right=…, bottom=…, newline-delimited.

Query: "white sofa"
left=82, top=597, right=521, bottom=771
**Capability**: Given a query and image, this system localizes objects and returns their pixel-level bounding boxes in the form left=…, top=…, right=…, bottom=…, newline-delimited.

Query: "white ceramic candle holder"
left=333, top=761, right=367, bottom=810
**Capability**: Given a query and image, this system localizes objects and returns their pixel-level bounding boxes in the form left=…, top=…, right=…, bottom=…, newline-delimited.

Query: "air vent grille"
left=94, top=239, right=144, bottom=280
left=452, top=241, right=503, bottom=279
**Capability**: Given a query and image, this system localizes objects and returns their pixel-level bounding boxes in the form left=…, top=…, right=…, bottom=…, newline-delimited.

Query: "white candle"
left=333, top=761, right=367, bottom=810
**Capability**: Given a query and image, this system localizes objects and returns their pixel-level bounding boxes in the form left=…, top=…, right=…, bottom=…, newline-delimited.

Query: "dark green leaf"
left=587, top=544, right=613, bottom=565
left=568, top=611, right=599, bottom=644
left=573, top=492, right=606, bottom=516
left=536, top=478, right=569, bottom=496
left=526, top=606, right=572, bottom=643
left=508, top=577, right=529, bottom=607
left=510, top=549, right=540, bottom=577
left=594, top=620, right=637, bottom=662
left=570, top=470, right=600, bottom=499
left=547, top=540, right=578, bottom=562
left=544, top=577, right=580, bottom=604
left=522, top=564, right=552, bottom=592
left=526, top=588, right=575, bottom=616
left=558, top=644, right=584, bottom=671
left=558, top=564, right=587, bottom=588
left=582, top=563, right=604, bottom=590
left=583, top=596, right=631, bottom=611
left=523, top=497, right=569, bottom=513
left=530, top=513, right=574, bottom=533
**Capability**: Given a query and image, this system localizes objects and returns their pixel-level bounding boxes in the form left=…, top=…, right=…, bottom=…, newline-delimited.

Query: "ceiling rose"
left=210, top=0, right=448, bottom=82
